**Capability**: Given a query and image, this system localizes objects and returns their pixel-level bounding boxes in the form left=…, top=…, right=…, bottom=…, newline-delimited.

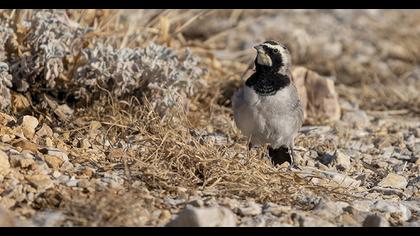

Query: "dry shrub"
left=0, top=9, right=208, bottom=116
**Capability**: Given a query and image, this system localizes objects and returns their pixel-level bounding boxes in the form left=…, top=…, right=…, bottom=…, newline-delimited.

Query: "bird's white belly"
left=233, top=86, right=298, bottom=148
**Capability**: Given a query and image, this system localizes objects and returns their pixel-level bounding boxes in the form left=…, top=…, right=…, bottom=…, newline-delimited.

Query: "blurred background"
left=119, top=9, right=420, bottom=112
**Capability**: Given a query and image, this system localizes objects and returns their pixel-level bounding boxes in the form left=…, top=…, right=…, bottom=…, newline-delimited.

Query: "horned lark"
left=232, top=40, right=304, bottom=167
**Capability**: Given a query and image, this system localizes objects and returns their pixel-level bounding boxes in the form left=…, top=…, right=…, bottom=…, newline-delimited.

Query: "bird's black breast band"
left=245, top=73, right=291, bottom=96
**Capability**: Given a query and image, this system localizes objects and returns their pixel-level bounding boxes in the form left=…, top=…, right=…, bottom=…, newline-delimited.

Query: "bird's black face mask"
left=254, top=44, right=285, bottom=74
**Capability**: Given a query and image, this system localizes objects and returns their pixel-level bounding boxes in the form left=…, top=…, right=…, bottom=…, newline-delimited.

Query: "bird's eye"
left=273, top=49, right=279, bottom=53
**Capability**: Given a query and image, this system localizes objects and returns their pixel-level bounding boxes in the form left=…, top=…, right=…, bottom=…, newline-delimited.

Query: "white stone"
left=42, top=148, right=69, bottom=162
left=167, top=206, right=236, bottom=227
left=20, top=115, right=39, bottom=139
left=372, top=200, right=411, bottom=222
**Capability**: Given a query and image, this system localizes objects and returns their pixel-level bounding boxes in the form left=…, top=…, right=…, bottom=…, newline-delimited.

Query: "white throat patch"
left=256, top=52, right=272, bottom=66
left=261, top=43, right=290, bottom=68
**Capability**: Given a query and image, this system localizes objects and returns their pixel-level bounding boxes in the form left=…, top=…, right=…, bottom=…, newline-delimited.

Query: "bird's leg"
left=288, top=143, right=302, bottom=171
left=247, top=136, right=253, bottom=151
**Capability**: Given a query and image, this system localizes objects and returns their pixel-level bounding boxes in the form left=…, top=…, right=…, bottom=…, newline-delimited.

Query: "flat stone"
left=26, top=174, right=54, bottom=191
left=39, top=148, right=69, bottom=162
left=167, top=206, right=236, bottom=227
left=378, top=173, right=408, bottom=189
left=44, top=155, right=64, bottom=169
left=320, top=170, right=361, bottom=188
left=14, top=140, right=38, bottom=153
left=238, top=202, right=262, bottom=216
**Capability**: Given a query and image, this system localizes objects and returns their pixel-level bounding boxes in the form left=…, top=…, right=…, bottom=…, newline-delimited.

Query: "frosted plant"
left=0, top=62, right=12, bottom=110
left=0, top=10, right=207, bottom=113
left=75, top=42, right=207, bottom=112
left=0, top=21, right=13, bottom=110
left=9, top=10, right=91, bottom=92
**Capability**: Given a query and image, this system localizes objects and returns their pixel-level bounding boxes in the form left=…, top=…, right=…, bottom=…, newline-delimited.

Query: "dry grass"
left=2, top=9, right=419, bottom=226
left=57, top=78, right=360, bottom=215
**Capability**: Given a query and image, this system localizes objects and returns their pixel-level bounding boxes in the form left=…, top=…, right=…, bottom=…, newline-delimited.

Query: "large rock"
left=291, top=67, right=308, bottom=119
left=167, top=206, right=236, bottom=227
left=292, top=66, right=341, bottom=123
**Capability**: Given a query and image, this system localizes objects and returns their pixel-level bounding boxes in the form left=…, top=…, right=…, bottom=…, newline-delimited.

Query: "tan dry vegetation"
left=0, top=10, right=419, bottom=226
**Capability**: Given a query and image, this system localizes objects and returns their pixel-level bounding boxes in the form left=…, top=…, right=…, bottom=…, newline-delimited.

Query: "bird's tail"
left=268, top=146, right=291, bottom=166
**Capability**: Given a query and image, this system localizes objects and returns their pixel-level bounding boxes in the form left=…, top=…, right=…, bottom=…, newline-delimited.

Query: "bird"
left=232, top=40, right=304, bottom=167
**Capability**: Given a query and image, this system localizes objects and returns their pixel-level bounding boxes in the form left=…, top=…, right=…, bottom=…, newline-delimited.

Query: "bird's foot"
left=287, top=163, right=302, bottom=171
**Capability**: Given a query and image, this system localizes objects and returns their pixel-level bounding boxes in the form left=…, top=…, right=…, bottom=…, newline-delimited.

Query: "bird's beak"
left=254, top=45, right=272, bottom=66
left=254, top=45, right=264, bottom=53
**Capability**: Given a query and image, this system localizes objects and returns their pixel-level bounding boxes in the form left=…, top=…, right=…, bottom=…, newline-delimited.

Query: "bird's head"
left=254, top=40, right=291, bottom=75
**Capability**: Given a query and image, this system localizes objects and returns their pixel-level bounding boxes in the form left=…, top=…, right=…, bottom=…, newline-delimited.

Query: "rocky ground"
left=0, top=10, right=419, bottom=227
